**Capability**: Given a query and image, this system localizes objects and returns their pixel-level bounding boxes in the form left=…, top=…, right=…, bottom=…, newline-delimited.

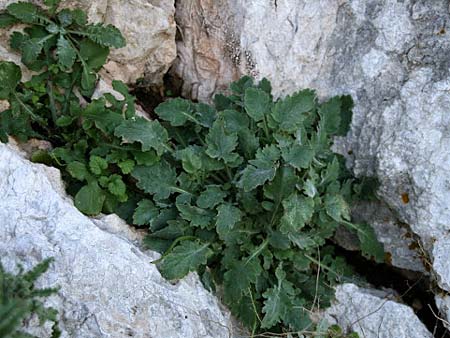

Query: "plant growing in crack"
left=0, top=1, right=384, bottom=336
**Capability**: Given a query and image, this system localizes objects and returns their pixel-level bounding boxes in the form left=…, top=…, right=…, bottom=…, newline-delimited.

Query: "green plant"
left=0, top=1, right=383, bottom=336
left=0, top=258, right=60, bottom=338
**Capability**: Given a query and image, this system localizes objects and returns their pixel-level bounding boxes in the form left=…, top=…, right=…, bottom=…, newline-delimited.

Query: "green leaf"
left=67, top=161, right=88, bottom=181
left=357, top=223, right=385, bottom=262
left=205, top=119, right=239, bottom=163
left=79, top=39, right=109, bottom=69
left=118, top=159, right=135, bottom=174
left=21, top=38, right=44, bottom=65
left=177, top=203, right=213, bottom=228
left=261, top=265, right=295, bottom=329
left=175, top=146, right=203, bottom=174
left=197, top=185, right=227, bottom=209
left=324, top=194, right=350, bottom=222
left=158, top=241, right=213, bottom=280
left=0, top=13, right=18, bottom=28
left=131, top=162, right=177, bottom=200
left=74, top=182, right=106, bottom=215
left=84, top=23, right=126, bottom=48
left=216, top=204, right=242, bottom=239
left=281, top=143, right=315, bottom=170
left=89, top=155, right=108, bottom=175
left=244, top=87, right=271, bottom=121
left=7, top=2, right=41, bottom=23
left=114, top=117, right=169, bottom=155
left=238, top=145, right=280, bottom=192
left=0, top=61, right=21, bottom=99
left=280, top=194, right=314, bottom=235
left=133, top=199, right=158, bottom=225
left=223, top=257, right=262, bottom=303
left=107, top=174, right=126, bottom=197
left=155, top=98, right=196, bottom=126
left=271, top=89, right=316, bottom=132
left=56, top=35, right=76, bottom=69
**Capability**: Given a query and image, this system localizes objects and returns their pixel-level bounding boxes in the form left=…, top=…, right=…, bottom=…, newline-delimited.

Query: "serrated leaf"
left=271, top=89, right=316, bottom=132
left=107, top=174, right=126, bottom=197
left=118, top=159, right=135, bottom=174
left=177, top=203, right=213, bottom=228
left=114, top=117, right=169, bottom=155
left=131, top=162, right=177, bottom=200
left=281, top=143, right=315, bottom=170
left=261, top=265, right=295, bottom=329
left=7, top=2, right=41, bottom=23
left=205, top=119, right=239, bottom=164
left=56, top=35, right=76, bottom=69
left=89, top=155, right=108, bottom=175
left=0, top=13, right=19, bottom=28
left=132, top=150, right=158, bottom=166
left=158, top=241, right=213, bottom=280
left=0, top=61, right=21, bottom=99
left=67, top=161, right=88, bottom=181
left=155, top=98, right=196, bottom=126
left=324, top=194, right=350, bottom=222
left=133, top=199, right=158, bottom=225
left=21, top=38, right=43, bottom=65
left=84, top=23, right=126, bottom=48
left=244, top=87, right=271, bottom=121
left=175, top=146, right=203, bottom=174
left=238, top=145, right=280, bottom=192
left=197, top=185, right=226, bottom=209
left=280, top=194, right=314, bottom=235
left=216, top=204, right=242, bottom=239
left=223, top=257, right=262, bottom=303
left=74, top=182, right=105, bottom=215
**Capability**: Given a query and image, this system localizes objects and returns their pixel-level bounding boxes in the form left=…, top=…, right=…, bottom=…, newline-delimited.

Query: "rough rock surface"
left=174, top=0, right=450, bottom=291
left=324, top=283, right=432, bottom=338
left=0, top=0, right=176, bottom=85
left=0, top=143, right=237, bottom=338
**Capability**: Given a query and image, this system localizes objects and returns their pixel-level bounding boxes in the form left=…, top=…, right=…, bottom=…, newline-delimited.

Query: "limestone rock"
left=174, top=0, right=450, bottom=293
left=0, top=143, right=237, bottom=338
left=0, top=0, right=176, bottom=85
left=324, top=283, right=432, bottom=338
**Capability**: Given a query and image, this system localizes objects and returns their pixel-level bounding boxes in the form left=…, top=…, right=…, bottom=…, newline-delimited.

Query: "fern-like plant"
left=0, top=258, right=60, bottom=338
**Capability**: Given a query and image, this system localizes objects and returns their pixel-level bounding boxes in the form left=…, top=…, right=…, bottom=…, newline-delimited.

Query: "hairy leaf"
left=131, top=162, right=177, bottom=200
left=115, top=117, right=169, bottom=155
left=238, top=145, right=280, bottom=192
left=158, top=241, right=213, bottom=280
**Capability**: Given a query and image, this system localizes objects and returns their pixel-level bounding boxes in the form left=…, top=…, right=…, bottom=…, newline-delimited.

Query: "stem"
left=47, top=81, right=57, bottom=123
left=150, top=236, right=199, bottom=264
left=12, top=93, right=42, bottom=122
left=224, top=163, right=233, bottom=182
left=170, top=186, right=193, bottom=195
left=304, top=254, right=340, bottom=278
left=245, top=239, right=269, bottom=265
left=262, top=116, right=270, bottom=139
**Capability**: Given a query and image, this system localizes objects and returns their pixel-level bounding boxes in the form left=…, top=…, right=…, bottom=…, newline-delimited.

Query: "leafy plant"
left=0, top=258, right=60, bottom=338
left=0, top=1, right=382, bottom=336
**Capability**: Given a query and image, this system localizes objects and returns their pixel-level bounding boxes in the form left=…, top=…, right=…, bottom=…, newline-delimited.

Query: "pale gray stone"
left=0, top=143, right=238, bottom=338
left=324, top=283, right=432, bottom=338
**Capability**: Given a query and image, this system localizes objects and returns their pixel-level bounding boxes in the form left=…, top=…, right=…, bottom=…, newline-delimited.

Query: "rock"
left=0, top=143, right=238, bottom=338
left=350, top=201, right=425, bottom=272
left=435, top=294, right=450, bottom=330
left=0, top=0, right=176, bottom=85
left=174, top=0, right=450, bottom=293
left=324, top=283, right=432, bottom=338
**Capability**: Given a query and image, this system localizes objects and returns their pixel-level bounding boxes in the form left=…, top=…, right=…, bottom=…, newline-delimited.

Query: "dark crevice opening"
left=335, top=245, right=450, bottom=337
